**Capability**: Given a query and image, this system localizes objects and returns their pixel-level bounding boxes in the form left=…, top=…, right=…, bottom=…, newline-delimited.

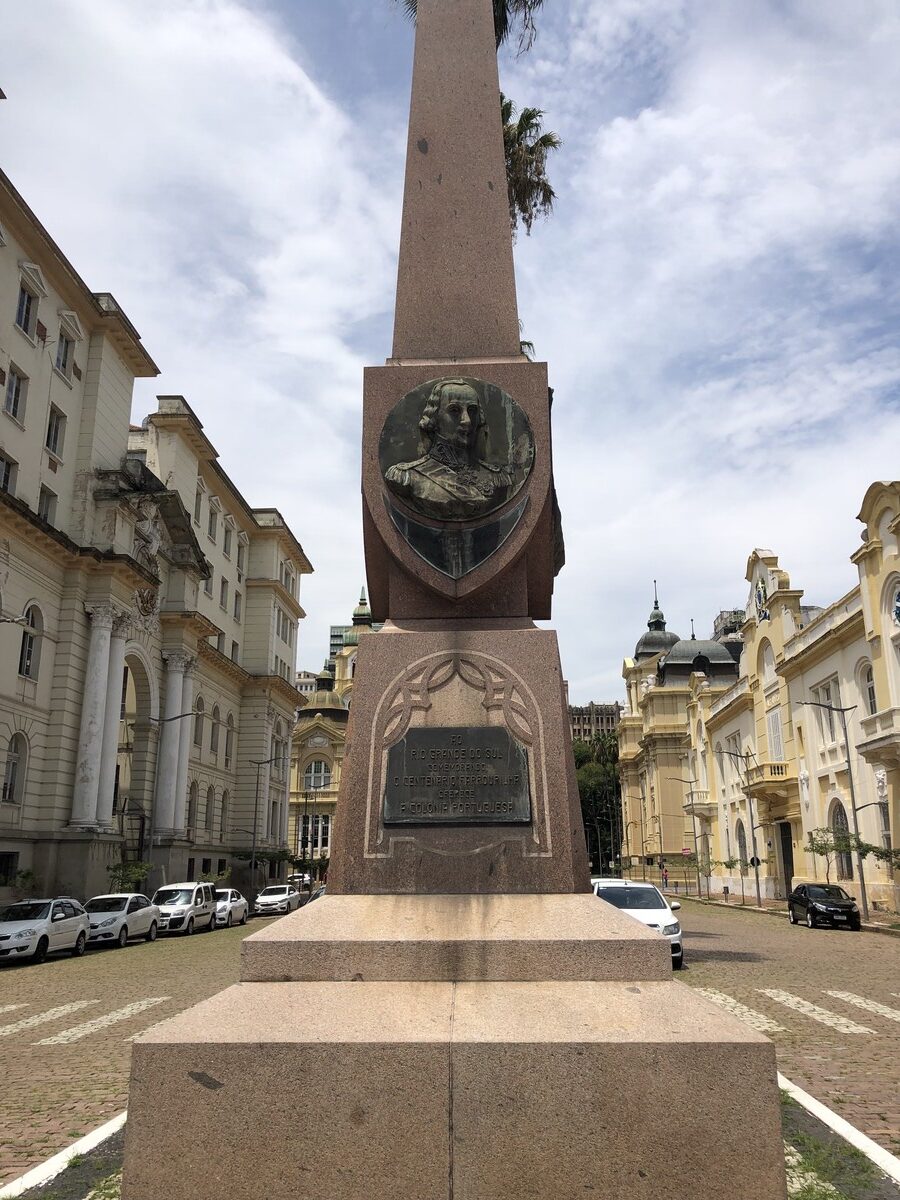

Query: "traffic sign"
left=749, top=855, right=761, bottom=867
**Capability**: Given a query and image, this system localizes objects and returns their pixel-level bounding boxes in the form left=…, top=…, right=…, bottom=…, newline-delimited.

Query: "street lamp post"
left=250, top=755, right=281, bottom=895
left=624, top=820, right=641, bottom=878
left=673, top=778, right=705, bottom=899
left=798, top=700, right=869, bottom=922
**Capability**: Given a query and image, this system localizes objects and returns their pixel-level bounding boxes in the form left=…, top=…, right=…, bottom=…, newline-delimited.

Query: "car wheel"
left=184, top=917, right=195, bottom=936
left=225, top=912, right=233, bottom=928
left=146, top=921, right=158, bottom=943
left=788, top=906, right=796, bottom=924
left=850, top=920, right=861, bottom=931
left=673, top=955, right=684, bottom=971
left=240, top=909, right=248, bottom=925
left=207, top=913, right=216, bottom=931
left=116, top=926, right=128, bottom=949
left=71, top=931, right=87, bottom=958
left=32, top=936, right=49, bottom=964
left=806, top=909, right=816, bottom=929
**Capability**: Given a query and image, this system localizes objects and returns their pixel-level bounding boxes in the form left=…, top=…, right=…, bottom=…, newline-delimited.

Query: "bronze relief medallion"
left=379, top=377, right=534, bottom=524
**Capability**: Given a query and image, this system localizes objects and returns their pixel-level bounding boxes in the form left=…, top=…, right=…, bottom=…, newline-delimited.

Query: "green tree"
left=575, top=732, right=622, bottom=873
left=501, top=93, right=561, bottom=237
left=398, top=0, right=545, bottom=53
left=806, top=827, right=864, bottom=883
left=107, top=861, right=152, bottom=892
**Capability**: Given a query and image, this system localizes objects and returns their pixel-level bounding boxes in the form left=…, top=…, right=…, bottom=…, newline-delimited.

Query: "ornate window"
left=18, top=605, right=43, bottom=680
left=220, top=789, right=229, bottom=842
left=831, top=800, right=853, bottom=880
left=210, top=706, right=220, bottom=755
left=224, top=715, right=235, bottom=770
left=736, top=819, right=748, bottom=870
left=2, top=733, right=27, bottom=804
left=863, top=665, right=877, bottom=717
left=304, top=759, right=331, bottom=792
left=206, top=786, right=216, bottom=831
left=193, top=697, right=205, bottom=748
left=187, top=781, right=198, bottom=831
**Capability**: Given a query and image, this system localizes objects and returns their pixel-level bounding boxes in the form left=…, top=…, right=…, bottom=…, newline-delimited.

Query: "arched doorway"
left=117, top=651, right=156, bottom=859
left=831, top=800, right=853, bottom=880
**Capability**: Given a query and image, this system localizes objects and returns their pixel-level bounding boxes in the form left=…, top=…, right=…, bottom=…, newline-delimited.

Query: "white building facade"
left=0, top=170, right=311, bottom=900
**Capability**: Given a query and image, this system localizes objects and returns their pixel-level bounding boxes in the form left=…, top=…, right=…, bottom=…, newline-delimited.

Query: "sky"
left=3, top=0, right=899, bottom=702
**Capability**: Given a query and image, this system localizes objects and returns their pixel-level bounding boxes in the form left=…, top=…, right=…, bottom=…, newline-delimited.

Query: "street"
left=0, top=920, right=274, bottom=1187
left=1, top=903, right=899, bottom=1189
left=679, top=899, right=900, bottom=1158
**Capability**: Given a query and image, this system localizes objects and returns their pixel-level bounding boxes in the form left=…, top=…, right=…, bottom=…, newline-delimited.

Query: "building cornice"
left=245, top=576, right=306, bottom=618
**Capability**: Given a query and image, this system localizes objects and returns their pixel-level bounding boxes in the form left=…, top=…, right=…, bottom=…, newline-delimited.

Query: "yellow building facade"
left=618, top=489, right=900, bottom=912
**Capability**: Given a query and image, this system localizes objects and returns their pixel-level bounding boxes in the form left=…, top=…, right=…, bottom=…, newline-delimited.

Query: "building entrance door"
left=778, top=821, right=795, bottom=898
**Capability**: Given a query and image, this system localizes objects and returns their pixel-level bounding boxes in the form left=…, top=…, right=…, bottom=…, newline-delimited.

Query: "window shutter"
left=36, top=321, right=47, bottom=342
left=73, top=362, right=82, bottom=381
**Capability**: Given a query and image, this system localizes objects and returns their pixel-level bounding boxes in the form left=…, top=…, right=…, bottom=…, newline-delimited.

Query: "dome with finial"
left=303, top=662, right=349, bottom=718
left=343, top=587, right=373, bottom=648
left=634, top=581, right=681, bottom=661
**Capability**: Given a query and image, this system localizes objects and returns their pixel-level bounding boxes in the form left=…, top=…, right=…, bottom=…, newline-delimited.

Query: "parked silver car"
left=215, top=888, right=249, bottom=927
left=85, top=893, right=160, bottom=947
left=0, top=897, right=90, bottom=963
left=254, top=885, right=301, bottom=915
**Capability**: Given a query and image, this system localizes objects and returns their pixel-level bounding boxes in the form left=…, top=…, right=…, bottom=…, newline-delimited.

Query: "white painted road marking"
left=758, top=989, right=875, bottom=1035
left=693, top=987, right=787, bottom=1034
left=0, top=1002, right=98, bottom=1039
left=825, top=990, right=900, bottom=1024
left=0, top=1004, right=27, bottom=1016
left=35, top=997, right=171, bottom=1045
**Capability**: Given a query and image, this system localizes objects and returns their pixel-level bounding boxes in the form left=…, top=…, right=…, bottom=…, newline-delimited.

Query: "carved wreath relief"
left=379, top=377, right=535, bottom=577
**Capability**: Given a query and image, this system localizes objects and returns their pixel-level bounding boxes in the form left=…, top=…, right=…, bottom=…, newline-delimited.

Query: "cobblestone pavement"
left=679, top=898, right=900, bottom=1158
left=0, top=919, right=274, bottom=1187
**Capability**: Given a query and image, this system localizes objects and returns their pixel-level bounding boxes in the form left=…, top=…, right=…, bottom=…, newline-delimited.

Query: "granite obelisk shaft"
left=391, top=0, right=522, bottom=361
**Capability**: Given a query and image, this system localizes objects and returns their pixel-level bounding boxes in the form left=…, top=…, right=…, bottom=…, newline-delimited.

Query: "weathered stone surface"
left=240, top=894, right=672, bottom=983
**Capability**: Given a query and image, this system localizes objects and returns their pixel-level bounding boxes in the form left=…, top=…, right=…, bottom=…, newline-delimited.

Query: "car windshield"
left=215, top=890, right=230, bottom=901
left=85, top=897, right=127, bottom=913
left=808, top=885, right=851, bottom=901
left=259, top=887, right=287, bottom=896
left=153, top=888, right=193, bottom=906
left=0, top=901, right=51, bottom=921
left=597, top=887, right=666, bottom=910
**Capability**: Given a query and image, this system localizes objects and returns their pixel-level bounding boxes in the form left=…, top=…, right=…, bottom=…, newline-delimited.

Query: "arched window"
left=220, top=789, right=229, bottom=843
left=736, top=819, right=748, bottom=870
left=863, top=665, right=877, bottom=717
left=304, top=759, right=331, bottom=792
left=18, top=605, right=43, bottom=680
left=273, top=720, right=285, bottom=779
left=187, top=781, right=198, bottom=830
left=224, top=714, right=235, bottom=769
left=193, top=697, right=204, bottom=747
left=758, top=640, right=776, bottom=688
left=210, top=705, right=220, bottom=754
left=206, top=785, right=216, bottom=831
left=831, top=800, right=853, bottom=880
left=2, top=732, right=27, bottom=804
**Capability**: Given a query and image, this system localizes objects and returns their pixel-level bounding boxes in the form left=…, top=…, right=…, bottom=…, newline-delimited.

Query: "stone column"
left=70, top=603, right=115, bottom=828
left=153, top=652, right=190, bottom=837
left=96, top=613, right=131, bottom=829
left=173, top=657, right=197, bottom=834
left=280, top=759, right=291, bottom=846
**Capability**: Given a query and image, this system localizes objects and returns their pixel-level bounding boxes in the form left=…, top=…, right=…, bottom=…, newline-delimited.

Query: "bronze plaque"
left=383, top=726, right=531, bottom=824
left=379, top=377, right=534, bottom=523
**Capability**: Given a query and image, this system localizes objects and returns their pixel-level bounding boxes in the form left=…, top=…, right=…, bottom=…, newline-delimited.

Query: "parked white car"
left=593, top=879, right=684, bottom=969
left=254, top=885, right=301, bottom=915
left=215, top=888, right=249, bottom=927
left=0, top=897, right=90, bottom=964
left=151, top=882, right=217, bottom=935
left=84, top=893, right=160, bottom=948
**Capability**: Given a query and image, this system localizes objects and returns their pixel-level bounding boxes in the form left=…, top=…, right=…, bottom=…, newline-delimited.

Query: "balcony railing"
left=747, top=761, right=796, bottom=792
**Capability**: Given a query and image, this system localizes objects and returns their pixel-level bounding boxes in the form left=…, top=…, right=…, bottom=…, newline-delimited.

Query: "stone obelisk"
left=121, top=4, right=788, bottom=1197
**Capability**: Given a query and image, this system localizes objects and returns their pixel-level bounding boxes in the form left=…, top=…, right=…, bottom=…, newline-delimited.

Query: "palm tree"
left=398, top=0, right=545, bottom=53
left=502, top=93, right=560, bottom=237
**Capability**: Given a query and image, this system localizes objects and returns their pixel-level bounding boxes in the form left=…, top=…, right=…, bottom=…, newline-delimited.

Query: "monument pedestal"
left=123, top=897, right=787, bottom=1199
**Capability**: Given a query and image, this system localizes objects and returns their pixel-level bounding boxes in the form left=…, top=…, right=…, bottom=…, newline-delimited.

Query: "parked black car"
left=788, top=883, right=861, bottom=930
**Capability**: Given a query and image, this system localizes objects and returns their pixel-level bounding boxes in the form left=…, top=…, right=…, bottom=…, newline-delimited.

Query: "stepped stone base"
left=122, top=978, right=787, bottom=1200
left=240, top=893, right=672, bottom=982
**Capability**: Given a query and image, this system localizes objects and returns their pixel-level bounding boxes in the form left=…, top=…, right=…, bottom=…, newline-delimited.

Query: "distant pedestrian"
left=662, top=867, right=669, bottom=889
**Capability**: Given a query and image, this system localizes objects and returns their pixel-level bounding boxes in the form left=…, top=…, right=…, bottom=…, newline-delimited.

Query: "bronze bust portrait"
left=381, top=377, right=533, bottom=522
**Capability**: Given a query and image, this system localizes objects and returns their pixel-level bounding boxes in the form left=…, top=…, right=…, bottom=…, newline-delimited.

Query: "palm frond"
left=394, top=0, right=545, bottom=54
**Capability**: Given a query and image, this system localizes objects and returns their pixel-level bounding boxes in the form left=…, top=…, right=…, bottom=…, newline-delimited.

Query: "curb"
left=681, top=895, right=900, bottom=938
left=0, top=1112, right=126, bottom=1199
left=779, top=1073, right=900, bottom=1187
